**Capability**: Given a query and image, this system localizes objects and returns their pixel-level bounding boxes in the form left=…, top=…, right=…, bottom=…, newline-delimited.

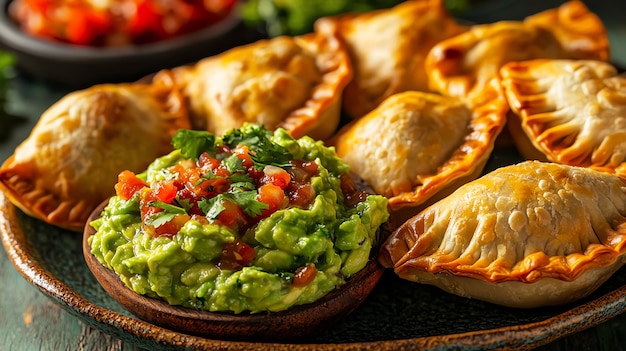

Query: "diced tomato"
left=289, top=160, right=318, bottom=183
left=128, top=1, right=165, bottom=43
left=287, top=183, right=316, bottom=208
left=233, top=145, right=254, bottom=168
left=215, top=200, right=244, bottom=228
left=261, top=165, right=291, bottom=189
left=219, top=241, right=257, bottom=270
left=293, top=264, right=317, bottom=287
left=340, top=173, right=368, bottom=208
left=152, top=180, right=178, bottom=203
left=198, top=152, right=220, bottom=171
left=140, top=200, right=161, bottom=225
left=67, top=8, right=111, bottom=46
left=176, top=188, right=203, bottom=215
left=114, top=170, right=147, bottom=200
left=152, top=213, right=191, bottom=237
left=257, top=183, right=287, bottom=217
left=247, top=167, right=264, bottom=182
left=214, top=166, right=231, bottom=178
left=193, top=176, right=230, bottom=198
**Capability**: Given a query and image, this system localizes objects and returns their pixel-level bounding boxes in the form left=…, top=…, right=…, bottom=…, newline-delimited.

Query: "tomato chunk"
left=115, top=170, right=147, bottom=200
left=215, top=200, right=245, bottom=228
left=219, top=241, right=257, bottom=270
left=262, top=165, right=291, bottom=189
left=293, top=264, right=317, bottom=287
left=257, top=183, right=287, bottom=217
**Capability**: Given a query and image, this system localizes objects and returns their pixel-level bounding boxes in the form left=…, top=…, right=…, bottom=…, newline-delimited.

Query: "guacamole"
left=89, top=124, right=389, bottom=314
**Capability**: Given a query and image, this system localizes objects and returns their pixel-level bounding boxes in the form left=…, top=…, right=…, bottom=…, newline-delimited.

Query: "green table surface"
left=2, top=1, right=626, bottom=350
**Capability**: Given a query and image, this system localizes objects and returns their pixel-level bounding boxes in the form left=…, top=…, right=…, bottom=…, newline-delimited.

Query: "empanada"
left=333, top=88, right=507, bottom=224
left=501, top=59, right=626, bottom=173
left=0, top=83, right=190, bottom=231
left=379, top=161, right=626, bottom=308
left=316, top=0, right=466, bottom=119
left=153, top=30, right=352, bottom=140
left=426, top=0, right=609, bottom=105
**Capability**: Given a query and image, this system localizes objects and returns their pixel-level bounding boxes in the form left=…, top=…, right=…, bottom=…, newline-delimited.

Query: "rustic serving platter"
left=3, top=146, right=626, bottom=351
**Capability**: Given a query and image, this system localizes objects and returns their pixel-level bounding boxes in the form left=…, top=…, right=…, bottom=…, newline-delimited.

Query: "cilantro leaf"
left=222, top=125, right=293, bottom=170
left=197, top=191, right=268, bottom=220
left=176, top=197, right=194, bottom=213
left=199, top=195, right=227, bottom=220
left=146, top=212, right=178, bottom=227
left=172, top=129, right=217, bottom=160
left=145, top=201, right=187, bottom=227
left=223, top=154, right=246, bottom=174
left=194, top=169, right=220, bottom=186
left=232, top=191, right=268, bottom=217
left=228, top=173, right=254, bottom=184
left=149, top=201, right=187, bottom=214
left=250, top=153, right=293, bottom=169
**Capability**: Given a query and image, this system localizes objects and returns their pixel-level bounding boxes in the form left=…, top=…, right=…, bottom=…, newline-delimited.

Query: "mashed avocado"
left=89, top=125, right=389, bottom=313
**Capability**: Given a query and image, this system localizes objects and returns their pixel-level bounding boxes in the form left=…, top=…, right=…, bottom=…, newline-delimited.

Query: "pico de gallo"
left=9, top=0, right=237, bottom=47
left=88, top=125, right=389, bottom=313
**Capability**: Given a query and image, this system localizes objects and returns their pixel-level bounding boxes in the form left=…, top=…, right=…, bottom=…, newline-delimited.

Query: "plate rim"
left=3, top=192, right=626, bottom=350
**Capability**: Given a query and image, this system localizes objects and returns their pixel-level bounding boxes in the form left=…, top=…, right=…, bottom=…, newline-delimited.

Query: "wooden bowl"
left=83, top=200, right=388, bottom=342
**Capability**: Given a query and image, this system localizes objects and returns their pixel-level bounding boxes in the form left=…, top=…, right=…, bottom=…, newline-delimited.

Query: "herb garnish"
left=146, top=201, right=187, bottom=227
left=172, top=129, right=216, bottom=160
left=222, top=125, right=293, bottom=170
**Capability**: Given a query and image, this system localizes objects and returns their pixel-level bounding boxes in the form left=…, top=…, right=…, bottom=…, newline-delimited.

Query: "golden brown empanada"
left=0, top=83, right=189, bottom=231
left=501, top=59, right=626, bottom=173
left=426, top=0, right=609, bottom=104
left=379, top=161, right=626, bottom=308
left=153, top=30, right=352, bottom=140
left=333, top=87, right=507, bottom=224
left=315, top=0, right=466, bottom=119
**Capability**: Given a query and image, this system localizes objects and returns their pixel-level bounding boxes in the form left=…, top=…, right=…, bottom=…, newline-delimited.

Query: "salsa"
left=88, top=125, right=389, bottom=313
left=9, top=0, right=237, bottom=47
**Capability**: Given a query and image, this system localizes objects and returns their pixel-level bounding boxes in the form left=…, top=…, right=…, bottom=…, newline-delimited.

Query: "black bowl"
left=0, top=0, right=254, bottom=88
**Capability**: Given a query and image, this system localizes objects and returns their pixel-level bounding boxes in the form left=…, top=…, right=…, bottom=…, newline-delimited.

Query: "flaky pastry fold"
left=316, top=0, right=465, bottom=119
left=153, top=29, right=352, bottom=141
left=380, top=161, right=626, bottom=308
left=0, top=83, right=190, bottom=231
left=501, top=59, right=626, bottom=173
left=426, top=0, right=609, bottom=105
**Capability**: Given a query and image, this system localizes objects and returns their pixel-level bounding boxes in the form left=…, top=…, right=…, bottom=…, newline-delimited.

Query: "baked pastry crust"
left=379, top=161, right=626, bottom=308
left=316, top=0, right=465, bottom=119
left=0, top=83, right=190, bottom=231
left=501, top=59, right=626, bottom=173
left=154, top=30, right=352, bottom=140
left=333, top=87, right=507, bottom=222
left=425, top=0, right=609, bottom=104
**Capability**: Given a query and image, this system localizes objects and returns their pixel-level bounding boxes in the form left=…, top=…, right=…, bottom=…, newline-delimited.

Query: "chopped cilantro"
left=172, top=129, right=217, bottom=160
left=228, top=173, right=254, bottom=184
left=194, top=169, right=219, bottom=186
left=199, top=195, right=227, bottom=220
left=176, top=197, right=194, bottom=213
left=223, top=154, right=246, bottom=174
left=222, top=125, right=293, bottom=170
left=198, top=191, right=268, bottom=220
left=146, top=201, right=187, bottom=227
left=232, top=190, right=268, bottom=217
left=150, top=201, right=188, bottom=214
